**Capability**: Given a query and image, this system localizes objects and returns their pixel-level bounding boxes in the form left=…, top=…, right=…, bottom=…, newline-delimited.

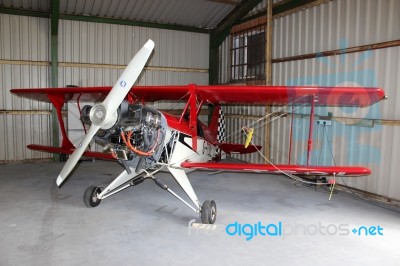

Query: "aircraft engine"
left=80, top=101, right=166, bottom=165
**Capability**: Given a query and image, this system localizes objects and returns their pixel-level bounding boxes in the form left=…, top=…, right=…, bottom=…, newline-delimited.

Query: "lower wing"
left=28, top=144, right=114, bottom=160
left=181, top=161, right=370, bottom=177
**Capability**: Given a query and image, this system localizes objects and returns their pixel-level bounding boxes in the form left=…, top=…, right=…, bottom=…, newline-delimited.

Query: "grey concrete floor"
left=0, top=160, right=399, bottom=266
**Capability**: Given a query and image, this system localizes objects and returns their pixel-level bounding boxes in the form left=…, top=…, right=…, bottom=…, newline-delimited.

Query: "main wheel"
left=201, top=200, right=217, bottom=224
left=83, top=186, right=102, bottom=207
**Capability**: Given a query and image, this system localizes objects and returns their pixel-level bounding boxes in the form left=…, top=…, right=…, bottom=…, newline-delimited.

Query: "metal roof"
left=0, top=0, right=242, bottom=29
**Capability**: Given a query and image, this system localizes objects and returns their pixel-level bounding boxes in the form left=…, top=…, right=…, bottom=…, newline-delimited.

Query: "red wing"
left=11, top=84, right=385, bottom=107
left=28, top=144, right=115, bottom=160
left=10, top=87, right=112, bottom=103
left=181, top=161, right=371, bottom=177
left=10, top=86, right=190, bottom=103
left=196, top=85, right=385, bottom=107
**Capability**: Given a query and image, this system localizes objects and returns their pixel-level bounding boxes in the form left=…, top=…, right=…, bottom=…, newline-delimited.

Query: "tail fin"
left=208, top=105, right=226, bottom=144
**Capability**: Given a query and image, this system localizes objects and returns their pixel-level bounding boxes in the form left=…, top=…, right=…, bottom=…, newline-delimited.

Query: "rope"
left=242, top=129, right=331, bottom=185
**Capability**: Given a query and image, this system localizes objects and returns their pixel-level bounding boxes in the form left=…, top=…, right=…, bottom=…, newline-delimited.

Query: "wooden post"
left=272, top=39, right=400, bottom=64
left=264, top=0, right=273, bottom=161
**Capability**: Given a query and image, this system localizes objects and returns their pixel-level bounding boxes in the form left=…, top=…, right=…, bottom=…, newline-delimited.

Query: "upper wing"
left=195, top=85, right=385, bottom=107
left=9, top=86, right=189, bottom=103
left=181, top=161, right=371, bottom=177
left=11, top=84, right=385, bottom=107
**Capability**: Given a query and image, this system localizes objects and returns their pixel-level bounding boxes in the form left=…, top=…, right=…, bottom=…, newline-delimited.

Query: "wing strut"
left=48, top=94, right=75, bottom=150
left=288, top=104, right=294, bottom=165
left=306, top=95, right=316, bottom=165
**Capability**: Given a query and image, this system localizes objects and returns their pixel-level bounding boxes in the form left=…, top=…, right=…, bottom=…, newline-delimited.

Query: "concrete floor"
left=0, top=160, right=399, bottom=266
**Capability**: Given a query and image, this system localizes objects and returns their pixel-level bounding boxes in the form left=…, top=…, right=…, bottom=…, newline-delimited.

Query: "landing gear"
left=83, top=186, right=102, bottom=207
left=201, top=200, right=217, bottom=224
left=80, top=164, right=218, bottom=224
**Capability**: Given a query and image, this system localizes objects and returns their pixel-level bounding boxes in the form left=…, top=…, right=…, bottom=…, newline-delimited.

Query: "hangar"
left=0, top=0, right=399, bottom=265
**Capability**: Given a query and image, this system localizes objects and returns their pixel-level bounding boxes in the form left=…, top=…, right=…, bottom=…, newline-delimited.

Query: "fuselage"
left=80, top=102, right=220, bottom=172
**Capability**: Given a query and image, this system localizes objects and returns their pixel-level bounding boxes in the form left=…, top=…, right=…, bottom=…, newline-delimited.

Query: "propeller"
left=56, top=39, right=155, bottom=188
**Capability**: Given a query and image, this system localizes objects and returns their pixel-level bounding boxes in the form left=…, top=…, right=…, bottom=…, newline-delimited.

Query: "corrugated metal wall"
left=1, top=14, right=209, bottom=160
left=218, top=35, right=230, bottom=85
left=272, top=0, right=400, bottom=199
left=0, top=14, right=52, bottom=161
left=58, top=20, right=209, bottom=69
left=220, top=0, right=400, bottom=199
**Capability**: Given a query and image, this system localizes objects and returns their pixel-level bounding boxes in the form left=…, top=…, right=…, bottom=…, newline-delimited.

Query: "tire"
left=201, top=200, right=217, bottom=224
left=83, top=186, right=102, bottom=208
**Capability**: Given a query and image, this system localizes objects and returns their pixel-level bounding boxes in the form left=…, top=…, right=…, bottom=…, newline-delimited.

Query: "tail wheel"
left=201, top=200, right=217, bottom=224
left=59, top=154, right=68, bottom=162
left=83, top=186, right=102, bottom=207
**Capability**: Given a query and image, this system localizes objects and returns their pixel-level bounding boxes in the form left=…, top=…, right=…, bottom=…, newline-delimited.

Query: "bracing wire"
left=224, top=95, right=311, bottom=142
left=242, top=129, right=331, bottom=185
left=324, top=125, right=337, bottom=166
left=223, top=96, right=311, bottom=166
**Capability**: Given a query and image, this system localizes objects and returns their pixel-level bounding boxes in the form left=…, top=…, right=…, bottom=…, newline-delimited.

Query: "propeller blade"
left=56, top=125, right=100, bottom=187
left=56, top=39, right=155, bottom=188
left=102, top=39, right=154, bottom=119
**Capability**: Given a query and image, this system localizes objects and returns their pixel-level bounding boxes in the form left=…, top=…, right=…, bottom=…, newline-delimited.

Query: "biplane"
left=11, top=40, right=386, bottom=224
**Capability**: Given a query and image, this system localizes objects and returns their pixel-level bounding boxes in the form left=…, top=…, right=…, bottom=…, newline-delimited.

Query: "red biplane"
left=11, top=40, right=385, bottom=224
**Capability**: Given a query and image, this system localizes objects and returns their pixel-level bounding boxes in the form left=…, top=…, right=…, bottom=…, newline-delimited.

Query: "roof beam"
left=206, top=0, right=240, bottom=5
left=273, top=0, right=322, bottom=14
left=0, top=7, right=210, bottom=34
left=59, top=14, right=210, bottom=34
left=240, top=0, right=330, bottom=23
left=0, top=6, right=49, bottom=18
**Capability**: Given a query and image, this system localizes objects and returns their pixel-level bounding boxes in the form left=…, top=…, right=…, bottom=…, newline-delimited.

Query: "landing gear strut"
left=81, top=165, right=218, bottom=224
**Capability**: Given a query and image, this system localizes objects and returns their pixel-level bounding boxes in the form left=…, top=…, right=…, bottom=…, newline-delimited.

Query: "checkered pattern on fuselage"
left=216, top=108, right=226, bottom=154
